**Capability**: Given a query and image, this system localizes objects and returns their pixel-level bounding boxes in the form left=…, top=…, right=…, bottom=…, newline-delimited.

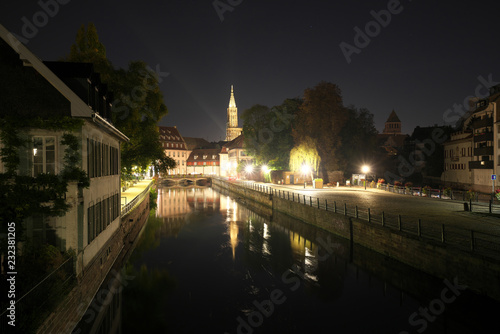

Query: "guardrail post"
left=382, top=212, right=385, bottom=226
left=344, top=203, right=347, bottom=216
left=490, top=200, right=492, bottom=214
left=417, top=219, right=421, bottom=237
left=333, top=201, right=336, bottom=213
left=398, top=215, right=401, bottom=230
left=441, top=224, right=445, bottom=243
left=292, top=193, right=294, bottom=202
left=355, top=205, right=358, bottom=218
left=470, top=230, right=475, bottom=251
left=317, top=198, right=320, bottom=209
left=325, top=199, right=328, bottom=211
left=310, top=196, right=312, bottom=207
left=368, top=208, right=371, bottom=222
left=288, top=191, right=290, bottom=200
left=303, top=195, right=306, bottom=204
left=469, top=198, right=472, bottom=212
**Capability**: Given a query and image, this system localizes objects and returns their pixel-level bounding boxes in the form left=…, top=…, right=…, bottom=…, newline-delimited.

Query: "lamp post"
left=361, top=165, right=370, bottom=190
left=301, top=164, right=310, bottom=188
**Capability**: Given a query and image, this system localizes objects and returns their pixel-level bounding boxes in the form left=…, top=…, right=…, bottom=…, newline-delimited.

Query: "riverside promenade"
left=237, top=180, right=500, bottom=236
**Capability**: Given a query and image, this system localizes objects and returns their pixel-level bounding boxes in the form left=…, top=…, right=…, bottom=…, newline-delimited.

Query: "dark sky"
left=2, top=0, right=499, bottom=141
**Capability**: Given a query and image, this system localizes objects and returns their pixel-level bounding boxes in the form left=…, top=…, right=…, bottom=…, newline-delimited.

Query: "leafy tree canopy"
left=242, top=98, right=300, bottom=170
left=65, top=23, right=169, bottom=174
left=292, top=81, right=347, bottom=183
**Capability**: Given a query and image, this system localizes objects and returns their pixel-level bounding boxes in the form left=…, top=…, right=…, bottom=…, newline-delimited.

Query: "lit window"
left=33, top=136, right=56, bottom=176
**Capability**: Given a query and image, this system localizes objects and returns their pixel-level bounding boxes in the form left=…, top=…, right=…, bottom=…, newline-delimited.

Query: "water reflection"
left=115, top=185, right=500, bottom=334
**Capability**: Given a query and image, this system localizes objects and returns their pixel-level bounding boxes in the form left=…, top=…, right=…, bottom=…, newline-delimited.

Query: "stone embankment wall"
left=37, top=193, right=150, bottom=334
left=213, top=179, right=500, bottom=301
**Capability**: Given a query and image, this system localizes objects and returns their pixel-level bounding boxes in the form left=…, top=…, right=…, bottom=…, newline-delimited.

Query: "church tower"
left=225, top=85, right=242, bottom=141
left=383, top=110, right=402, bottom=135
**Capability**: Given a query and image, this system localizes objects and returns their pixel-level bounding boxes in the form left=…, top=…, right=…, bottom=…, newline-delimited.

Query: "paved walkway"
left=121, top=179, right=154, bottom=207
left=236, top=180, right=500, bottom=236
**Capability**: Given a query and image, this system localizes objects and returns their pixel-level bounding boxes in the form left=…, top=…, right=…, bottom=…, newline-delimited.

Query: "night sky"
left=2, top=0, right=499, bottom=141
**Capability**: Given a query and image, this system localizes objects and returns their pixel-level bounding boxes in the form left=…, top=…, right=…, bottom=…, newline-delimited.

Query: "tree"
left=152, top=153, right=177, bottom=177
left=293, top=81, right=347, bottom=183
left=338, top=106, right=379, bottom=177
left=65, top=23, right=169, bottom=176
left=289, top=136, right=321, bottom=180
left=242, top=98, right=300, bottom=170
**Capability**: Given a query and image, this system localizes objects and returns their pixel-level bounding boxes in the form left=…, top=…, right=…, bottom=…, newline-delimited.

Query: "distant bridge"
left=160, top=176, right=212, bottom=187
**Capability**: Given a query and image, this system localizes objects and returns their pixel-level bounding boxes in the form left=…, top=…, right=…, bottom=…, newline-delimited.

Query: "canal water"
left=90, top=185, right=500, bottom=333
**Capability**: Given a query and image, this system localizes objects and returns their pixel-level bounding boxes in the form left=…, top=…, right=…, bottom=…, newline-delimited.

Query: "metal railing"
left=121, top=180, right=154, bottom=218
left=234, top=181, right=500, bottom=259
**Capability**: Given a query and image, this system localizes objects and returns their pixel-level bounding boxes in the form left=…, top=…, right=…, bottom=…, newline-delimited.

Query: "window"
left=203, top=155, right=208, bottom=159
left=194, top=155, right=198, bottom=160
left=33, top=136, right=56, bottom=176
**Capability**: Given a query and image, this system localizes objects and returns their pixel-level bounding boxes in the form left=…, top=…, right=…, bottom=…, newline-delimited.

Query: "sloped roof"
left=386, top=110, right=401, bottom=123
left=186, top=148, right=222, bottom=162
left=223, top=134, right=245, bottom=150
left=183, top=137, right=212, bottom=150
left=0, top=24, right=128, bottom=142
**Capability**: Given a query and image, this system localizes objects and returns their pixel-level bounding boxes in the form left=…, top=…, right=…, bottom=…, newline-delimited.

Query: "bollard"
left=368, top=208, right=371, bottom=222
left=317, top=198, right=320, bottom=209
left=344, top=203, right=347, bottom=216
left=417, top=219, right=421, bottom=237
left=441, top=224, right=445, bottom=243
left=325, top=199, right=328, bottom=211
left=382, top=211, right=385, bottom=226
left=292, top=193, right=294, bottom=202
left=304, top=195, right=306, bottom=204
left=469, top=198, right=472, bottom=212
left=490, top=200, right=492, bottom=214
left=355, top=206, right=358, bottom=218
left=398, top=215, right=401, bottom=231
left=310, top=196, right=312, bottom=207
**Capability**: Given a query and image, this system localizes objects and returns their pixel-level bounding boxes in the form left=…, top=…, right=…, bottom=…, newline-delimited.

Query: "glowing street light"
left=245, top=164, right=254, bottom=174
left=361, top=165, right=370, bottom=190
left=301, top=164, right=311, bottom=188
left=261, top=165, right=269, bottom=173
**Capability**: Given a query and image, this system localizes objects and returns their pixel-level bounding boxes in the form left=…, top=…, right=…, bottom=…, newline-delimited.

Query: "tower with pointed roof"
left=383, top=110, right=402, bottom=135
left=225, top=85, right=242, bottom=141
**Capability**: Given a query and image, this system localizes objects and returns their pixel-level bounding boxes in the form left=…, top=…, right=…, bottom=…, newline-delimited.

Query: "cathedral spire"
left=229, top=85, right=237, bottom=108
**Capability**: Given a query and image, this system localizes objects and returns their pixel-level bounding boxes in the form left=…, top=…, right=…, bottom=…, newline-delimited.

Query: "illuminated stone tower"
left=225, top=85, right=242, bottom=141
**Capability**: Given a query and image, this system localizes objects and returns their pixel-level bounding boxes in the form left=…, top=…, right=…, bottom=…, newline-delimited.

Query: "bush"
left=466, top=189, right=476, bottom=201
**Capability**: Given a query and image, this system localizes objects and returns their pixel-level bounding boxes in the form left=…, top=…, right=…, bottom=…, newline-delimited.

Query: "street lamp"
left=361, top=165, right=370, bottom=190
left=301, top=164, right=310, bottom=188
left=245, top=164, right=254, bottom=175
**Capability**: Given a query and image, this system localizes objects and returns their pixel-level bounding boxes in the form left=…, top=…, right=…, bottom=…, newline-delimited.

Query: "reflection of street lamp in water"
left=361, top=165, right=370, bottom=190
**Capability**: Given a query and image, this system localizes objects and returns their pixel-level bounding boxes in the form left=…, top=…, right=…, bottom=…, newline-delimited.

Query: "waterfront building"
left=186, top=148, right=221, bottom=175
left=442, top=87, right=500, bottom=192
left=0, top=25, right=129, bottom=276
left=159, top=126, right=188, bottom=175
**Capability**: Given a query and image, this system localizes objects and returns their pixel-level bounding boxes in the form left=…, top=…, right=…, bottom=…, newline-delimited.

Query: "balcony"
left=474, top=146, right=494, bottom=156
left=469, top=160, right=493, bottom=169
left=471, top=117, right=493, bottom=129
left=473, top=132, right=493, bottom=142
